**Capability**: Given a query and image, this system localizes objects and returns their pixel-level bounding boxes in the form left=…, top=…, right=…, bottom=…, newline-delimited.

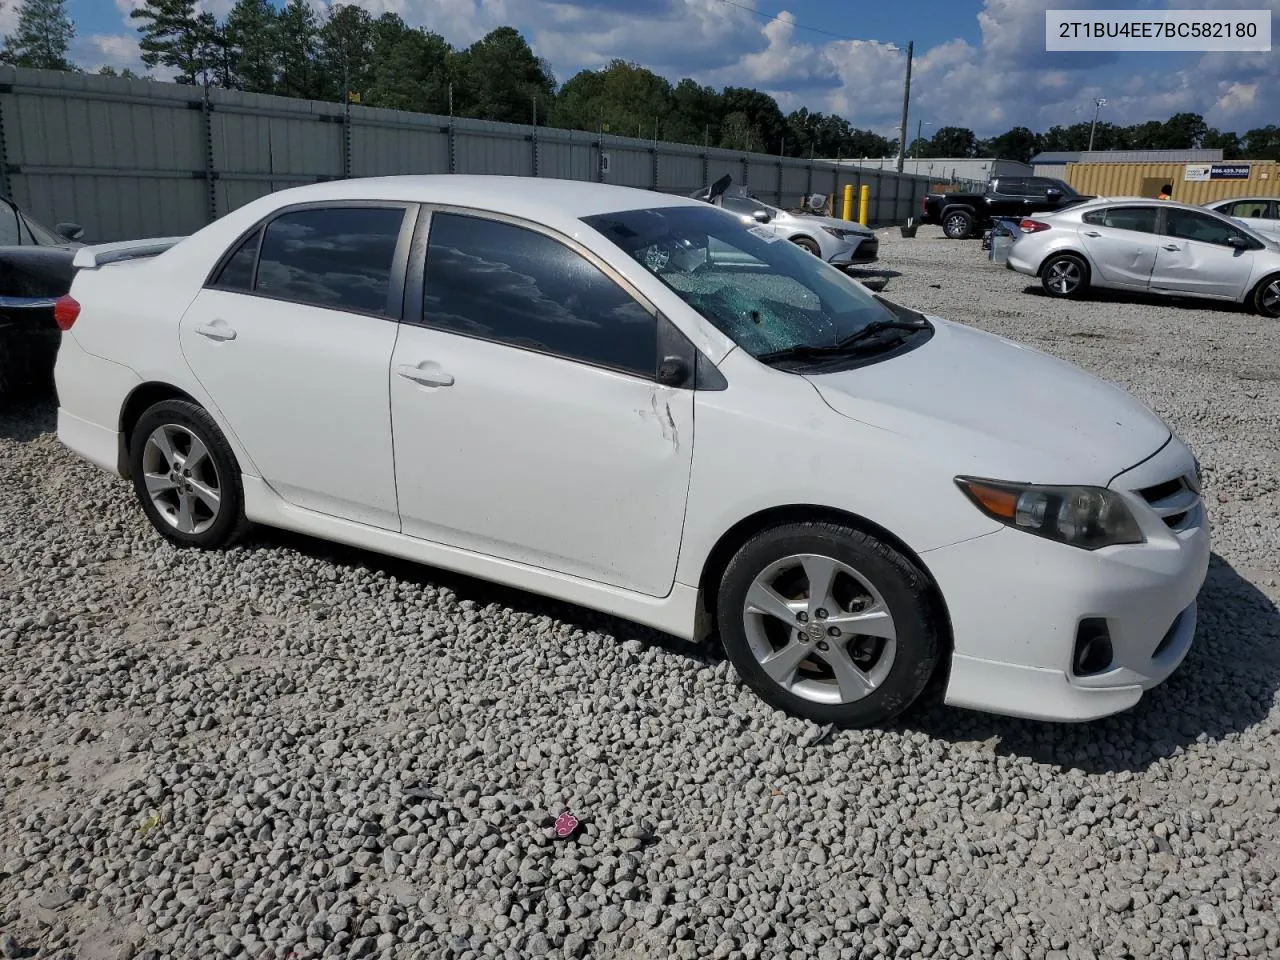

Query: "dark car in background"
left=922, top=176, right=1093, bottom=239
left=0, top=196, right=83, bottom=402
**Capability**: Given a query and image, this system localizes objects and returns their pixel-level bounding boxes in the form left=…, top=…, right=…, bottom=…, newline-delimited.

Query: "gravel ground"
left=2, top=224, right=1279, bottom=960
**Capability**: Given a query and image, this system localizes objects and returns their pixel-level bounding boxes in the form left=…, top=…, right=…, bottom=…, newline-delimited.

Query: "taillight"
left=53, top=295, right=80, bottom=330
left=1020, top=218, right=1051, bottom=233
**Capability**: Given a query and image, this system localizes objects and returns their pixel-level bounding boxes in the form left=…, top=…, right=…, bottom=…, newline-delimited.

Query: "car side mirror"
left=752, top=209, right=771, bottom=224
left=1045, top=189, right=1062, bottom=199
left=56, top=222, right=84, bottom=242
left=656, top=355, right=691, bottom=388
left=1227, top=235, right=1250, bottom=250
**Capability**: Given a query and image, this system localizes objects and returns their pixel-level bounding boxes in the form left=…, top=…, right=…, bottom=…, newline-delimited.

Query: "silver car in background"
left=1005, top=197, right=1280, bottom=319
left=690, top=177, right=879, bottom=267
left=1201, top=195, right=1280, bottom=239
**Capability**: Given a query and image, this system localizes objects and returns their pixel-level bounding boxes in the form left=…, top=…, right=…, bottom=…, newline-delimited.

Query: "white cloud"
left=64, top=0, right=1280, bottom=139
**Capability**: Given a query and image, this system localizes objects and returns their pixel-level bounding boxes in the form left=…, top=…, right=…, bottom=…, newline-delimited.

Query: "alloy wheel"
left=1046, top=259, right=1082, bottom=295
left=140, top=423, right=222, bottom=535
left=1262, top=278, right=1280, bottom=317
left=741, top=553, right=897, bottom=705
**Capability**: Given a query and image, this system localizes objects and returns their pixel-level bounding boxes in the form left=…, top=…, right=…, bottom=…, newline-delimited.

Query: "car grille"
left=1136, top=472, right=1202, bottom=532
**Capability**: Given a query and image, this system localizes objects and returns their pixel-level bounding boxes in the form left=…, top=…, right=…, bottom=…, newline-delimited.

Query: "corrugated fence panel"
left=0, top=65, right=936, bottom=239
left=351, top=113, right=449, bottom=177
left=657, top=152, right=704, bottom=195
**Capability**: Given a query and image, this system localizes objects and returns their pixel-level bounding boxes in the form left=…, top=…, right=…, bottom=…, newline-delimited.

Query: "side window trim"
left=201, top=199, right=420, bottom=321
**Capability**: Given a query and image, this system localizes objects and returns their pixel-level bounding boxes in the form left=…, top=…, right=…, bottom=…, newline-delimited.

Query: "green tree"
left=1202, top=127, right=1242, bottom=160
left=549, top=60, right=669, bottom=139
left=2, top=0, right=75, bottom=71
left=1241, top=125, right=1280, bottom=161
left=454, top=27, right=554, bottom=124
left=193, top=11, right=233, bottom=88
left=719, top=87, right=785, bottom=153
left=918, top=125, right=978, bottom=158
left=131, top=0, right=207, bottom=83
left=980, top=126, right=1041, bottom=163
left=663, top=78, right=722, bottom=146
left=317, top=2, right=375, bottom=102
left=365, top=23, right=452, bottom=114
left=224, top=0, right=277, bottom=93
left=275, top=0, right=320, bottom=99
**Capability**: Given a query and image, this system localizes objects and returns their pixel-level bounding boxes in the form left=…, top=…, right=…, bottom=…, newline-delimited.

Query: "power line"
left=707, top=0, right=875, bottom=44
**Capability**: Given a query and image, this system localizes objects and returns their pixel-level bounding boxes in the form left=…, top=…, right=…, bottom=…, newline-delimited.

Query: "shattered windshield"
left=582, top=204, right=922, bottom=363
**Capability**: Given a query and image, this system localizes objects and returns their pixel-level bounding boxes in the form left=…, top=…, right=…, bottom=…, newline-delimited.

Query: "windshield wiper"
left=754, top=318, right=929, bottom=365
left=833, top=318, right=930, bottom=348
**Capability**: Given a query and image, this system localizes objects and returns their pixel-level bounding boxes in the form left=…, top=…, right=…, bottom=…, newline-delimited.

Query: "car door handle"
left=1082, top=231, right=1102, bottom=237
left=1162, top=243, right=1181, bottom=251
left=396, top=362, right=454, bottom=387
left=193, top=320, right=236, bottom=341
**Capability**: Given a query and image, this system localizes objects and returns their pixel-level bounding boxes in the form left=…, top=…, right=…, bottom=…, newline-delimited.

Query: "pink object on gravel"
left=554, top=812, right=579, bottom=837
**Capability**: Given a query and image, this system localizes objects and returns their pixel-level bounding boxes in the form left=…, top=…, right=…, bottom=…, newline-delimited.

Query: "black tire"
left=716, top=521, right=941, bottom=728
left=1040, top=252, right=1090, bottom=299
left=128, top=398, right=250, bottom=549
left=791, top=236, right=821, bottom=255
left=941, top=209, right=975, bottom=239
left=1250, top=273, right=1280, bottom=319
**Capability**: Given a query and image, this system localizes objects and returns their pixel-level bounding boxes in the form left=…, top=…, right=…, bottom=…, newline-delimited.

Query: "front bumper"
left=922, top=445, right=1210, bottom=722
left=828, top=236, right=878, bottom=266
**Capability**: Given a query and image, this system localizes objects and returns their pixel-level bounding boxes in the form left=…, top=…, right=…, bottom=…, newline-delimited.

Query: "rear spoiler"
left=72, top=236, right=186, bottom=270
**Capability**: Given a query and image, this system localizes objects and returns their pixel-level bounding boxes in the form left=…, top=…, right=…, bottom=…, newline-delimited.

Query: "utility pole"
left=1087, top=97, right=1107, bottom=151
left=895, top=40, right=913, bottom=173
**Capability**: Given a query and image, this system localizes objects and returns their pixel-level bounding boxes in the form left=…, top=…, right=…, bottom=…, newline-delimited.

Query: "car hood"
left=804, top=318, right=1171, bottom=486
left=783, top=212, right=873, bottom=235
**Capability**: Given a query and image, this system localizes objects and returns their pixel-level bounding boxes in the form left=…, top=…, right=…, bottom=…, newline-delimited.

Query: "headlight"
left=955, top=477, right=1145, bottom=550
left=821, top=226, right=862, bottom=240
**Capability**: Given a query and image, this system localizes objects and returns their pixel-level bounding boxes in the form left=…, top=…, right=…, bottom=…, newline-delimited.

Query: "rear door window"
left=254, top=206, right=406, bottom=315
left=1098, top=206, right=1158, bottom=233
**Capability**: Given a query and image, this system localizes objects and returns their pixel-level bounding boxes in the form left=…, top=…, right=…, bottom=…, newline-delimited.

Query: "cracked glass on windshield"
left=582, top=204, right=899, bottom=359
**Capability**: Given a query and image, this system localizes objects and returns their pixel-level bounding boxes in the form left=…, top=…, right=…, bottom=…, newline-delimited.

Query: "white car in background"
left=54, top=175, right=1208, bottom=728
left=1006, top=196, right=1280, bottom=318
left=690, top=176, right=879, bottom=266
left=1202, top=195, right=1280, bottom=239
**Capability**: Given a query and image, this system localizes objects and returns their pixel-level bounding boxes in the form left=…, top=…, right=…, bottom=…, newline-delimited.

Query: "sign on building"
left=1188, top=162, right=1252, bottom=181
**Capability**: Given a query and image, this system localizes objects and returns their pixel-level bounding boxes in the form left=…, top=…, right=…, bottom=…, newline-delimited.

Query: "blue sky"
left=28, top=0, right=1280, bottom=138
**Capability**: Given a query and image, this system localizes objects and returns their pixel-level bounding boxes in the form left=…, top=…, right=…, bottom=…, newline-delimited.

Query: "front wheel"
left=1040, top=253, right=1089, bottom=299
left=716, top=521, right=941, bottom=728
left=128, top=398, right=250, bottom=549
left=1251, top=273, right=1280, bottom=319
left=790, top=236, right=821, bottom=255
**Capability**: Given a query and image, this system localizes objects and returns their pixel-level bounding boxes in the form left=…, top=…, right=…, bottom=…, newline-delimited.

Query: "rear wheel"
left=942, top=209, right=975, bottom=239
left=791, top=236, right=821, bottom=256
left=1040, top=253, right=1090, bottom=299
left=1251, top=273, right=1280, bottom=319
left=716, top=521, right=941, bottom=728
left=128, top=399, right=250, bottom=549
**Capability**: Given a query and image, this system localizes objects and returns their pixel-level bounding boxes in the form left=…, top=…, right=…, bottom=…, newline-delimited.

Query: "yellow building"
left=1064, top=161, right=1280, bottom=205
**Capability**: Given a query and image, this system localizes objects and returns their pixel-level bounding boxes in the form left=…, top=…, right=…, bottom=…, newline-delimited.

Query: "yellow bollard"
left=842, top=184, right=854, bottom=221
left=858, top=184, right=870, bottom=226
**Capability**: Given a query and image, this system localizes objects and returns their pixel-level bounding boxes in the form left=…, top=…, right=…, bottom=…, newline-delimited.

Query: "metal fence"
left=0, top=66, right=935, bottom=243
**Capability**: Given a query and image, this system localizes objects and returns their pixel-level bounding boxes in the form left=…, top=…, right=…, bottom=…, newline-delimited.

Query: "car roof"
left=250, top=175, right=702, bottom=221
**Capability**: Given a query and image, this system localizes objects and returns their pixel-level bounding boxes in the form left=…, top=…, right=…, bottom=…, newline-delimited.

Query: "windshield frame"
left=582, top=202, right=932, bottom=372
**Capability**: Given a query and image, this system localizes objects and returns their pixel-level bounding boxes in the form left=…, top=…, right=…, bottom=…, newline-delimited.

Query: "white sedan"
left=53, top=175, right=1209, bottom=727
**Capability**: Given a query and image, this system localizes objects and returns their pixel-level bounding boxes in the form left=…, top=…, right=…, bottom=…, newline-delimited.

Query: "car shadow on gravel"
left=248, top=526, right=724, bottom=668
left=903, top=553, right=1280, bottom=774
left=1018, top=284, right=1254, bottom=316
left=0, top=395, right=57, bottom=441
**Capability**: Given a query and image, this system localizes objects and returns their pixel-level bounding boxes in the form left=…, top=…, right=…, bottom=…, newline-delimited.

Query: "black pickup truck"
left=921, top=176, right=1093, bottom=239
